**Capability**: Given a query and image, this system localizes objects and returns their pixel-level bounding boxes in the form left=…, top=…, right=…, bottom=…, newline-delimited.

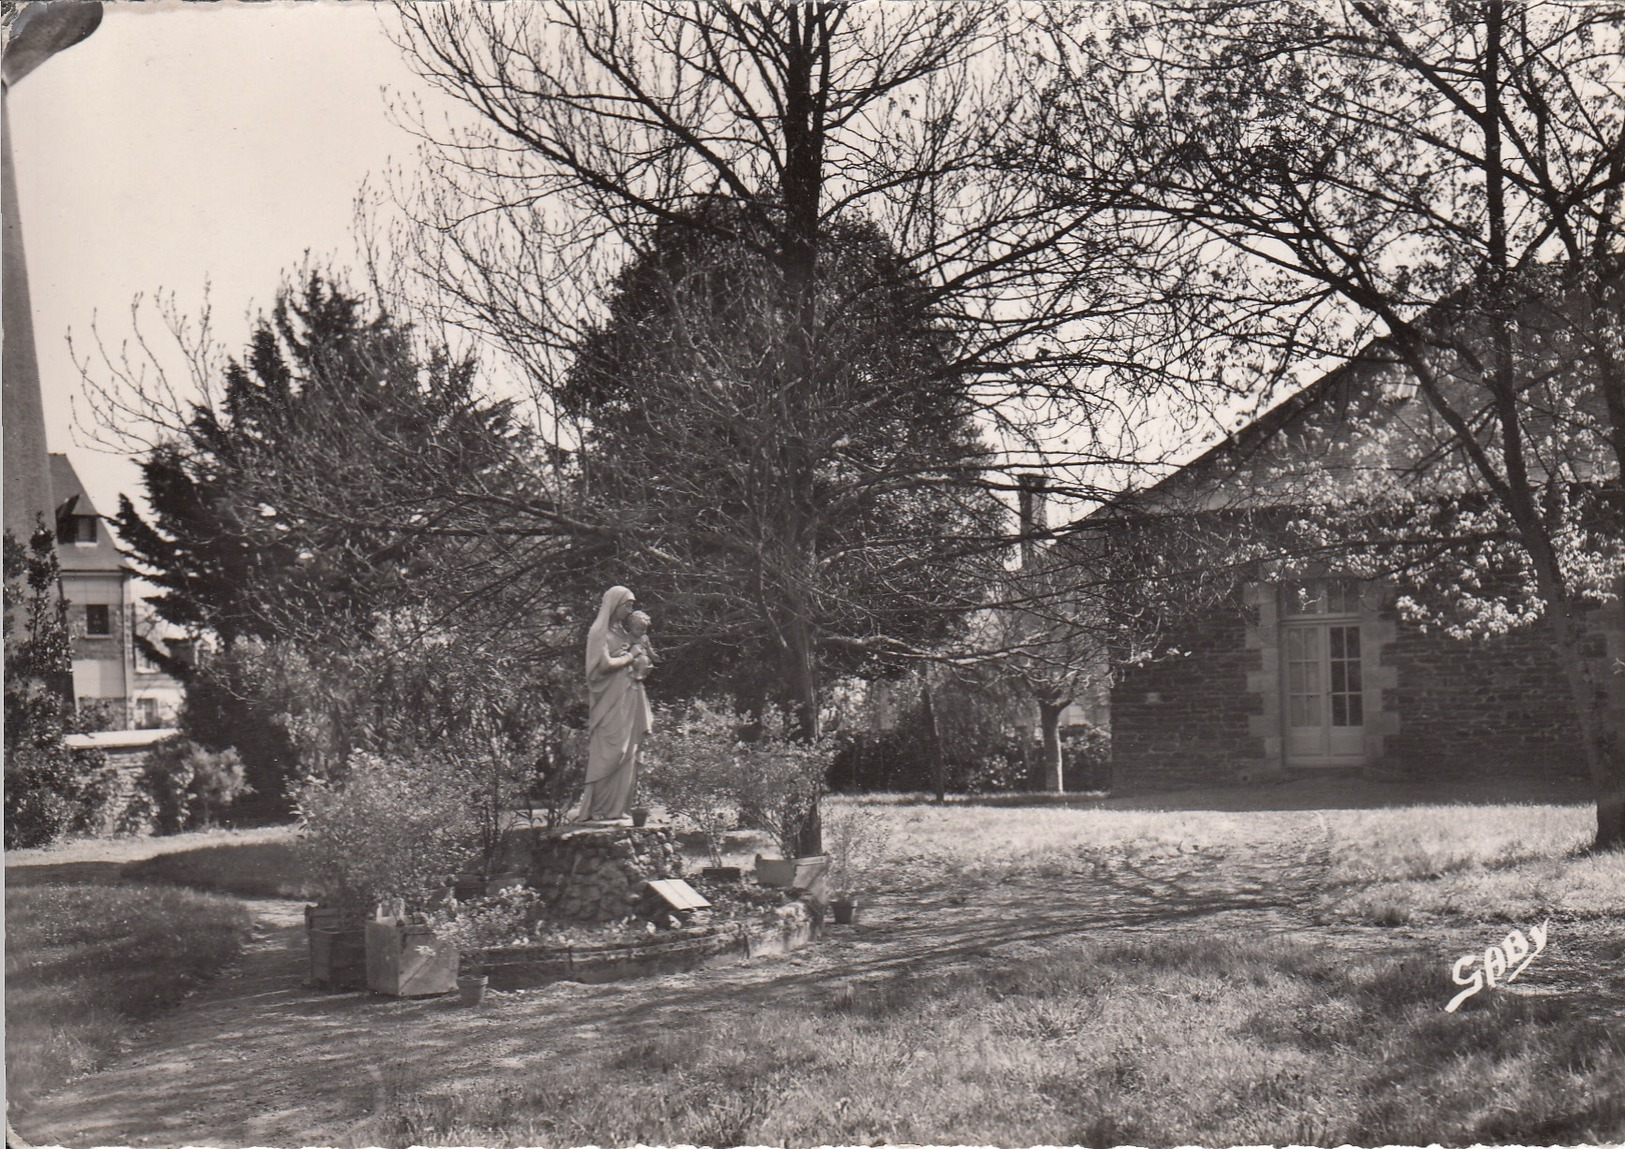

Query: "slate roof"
left=50, top=453, right=128, bottom=574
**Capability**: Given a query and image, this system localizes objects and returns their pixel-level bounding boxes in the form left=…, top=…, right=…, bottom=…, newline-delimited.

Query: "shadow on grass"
left=120, top=840, right=315, bottom=900
left=915, top=774, right=1597, bottom=813
left=5, top=883, right=252, bottom=1113
left=358, top=931, right=1625, bottom=1149
left=5, top=861, right=130, bottom=889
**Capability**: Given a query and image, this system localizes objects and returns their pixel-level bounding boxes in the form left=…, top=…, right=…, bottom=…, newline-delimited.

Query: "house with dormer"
left=50, top=453, right=184, bottom=729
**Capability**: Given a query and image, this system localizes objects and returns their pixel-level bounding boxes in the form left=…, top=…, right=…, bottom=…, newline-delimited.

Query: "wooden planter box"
left=305, top=904, right=367, bottom=990
left=309, top=926, right=367, bottom=990
left=791, top=855, right=831, bottom=901
left=754, top=857, right=797, bottom=887
left=305, top=904, right=366, bottom=933
left=364, top=919, right=460, bottom=997
left=756, top=855, right=830, bottom=897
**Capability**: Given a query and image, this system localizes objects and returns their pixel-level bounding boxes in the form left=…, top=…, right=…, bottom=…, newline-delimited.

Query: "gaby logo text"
left=1445, top=920, right=1549, bottom=1013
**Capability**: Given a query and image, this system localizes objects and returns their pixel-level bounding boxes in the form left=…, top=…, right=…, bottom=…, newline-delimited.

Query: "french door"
left=1282, top=619, right=1365, bottom=764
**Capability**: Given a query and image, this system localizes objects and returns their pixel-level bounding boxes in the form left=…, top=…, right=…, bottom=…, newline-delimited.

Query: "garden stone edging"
left=475, top=901, right=815, bottom=990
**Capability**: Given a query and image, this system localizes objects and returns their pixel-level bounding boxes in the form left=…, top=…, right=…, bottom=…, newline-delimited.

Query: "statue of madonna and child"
left=568, top=585, right=657, bottom=823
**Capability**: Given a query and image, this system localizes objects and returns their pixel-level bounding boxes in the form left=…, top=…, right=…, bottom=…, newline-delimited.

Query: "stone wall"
left=1381, top=616, right=1588, bottom=784
left=501, top=825, right=685, bottom=923
left=1109, top=584, right=1599, bottom=792
left=1110, top=595, right=1263, bottom=791
left=477, top=901, right=816, bottom=990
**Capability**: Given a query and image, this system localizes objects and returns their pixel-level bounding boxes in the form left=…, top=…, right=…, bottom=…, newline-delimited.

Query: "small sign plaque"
left=644, top=879, right=712, bottom=912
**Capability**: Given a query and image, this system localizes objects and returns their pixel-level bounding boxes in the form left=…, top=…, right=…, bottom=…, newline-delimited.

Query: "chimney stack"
left=1017, top=473, right=1049, bottom=568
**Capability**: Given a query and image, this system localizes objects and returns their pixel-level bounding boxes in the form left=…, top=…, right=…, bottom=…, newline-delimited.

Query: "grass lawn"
left=7, top=783, right=1621, bottom=1147
left=4, top=883, right=252, bottom=1109
left=120, top=836, right=316, bottom=899
left=351, top=789, right=1624, bottom=1148
left=369, top=934, right=1623, bottom=1148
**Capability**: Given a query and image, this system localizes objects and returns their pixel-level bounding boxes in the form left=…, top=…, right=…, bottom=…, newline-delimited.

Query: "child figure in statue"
left=621, top=609, right=656, bottom=683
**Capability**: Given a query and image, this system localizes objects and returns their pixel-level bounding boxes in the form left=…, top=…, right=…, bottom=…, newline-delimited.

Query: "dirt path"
left=12, top=820, right=1619, bottom=1148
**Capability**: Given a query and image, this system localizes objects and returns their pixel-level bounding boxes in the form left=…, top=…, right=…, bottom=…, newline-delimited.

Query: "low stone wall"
left=476, top=902, right=815, bottom=990
left=500, top=824, right=685, bottom=923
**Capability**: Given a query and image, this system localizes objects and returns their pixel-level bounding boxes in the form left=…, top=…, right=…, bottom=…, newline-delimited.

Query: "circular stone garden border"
left=473, top=901, right=816, bottom=989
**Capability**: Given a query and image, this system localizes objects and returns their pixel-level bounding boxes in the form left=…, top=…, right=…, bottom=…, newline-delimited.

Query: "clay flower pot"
left=630, top=807, right=650, bottom=827
left=831, top=896, right=859, bottom=925
left=457, top=973, right=489, bottom=1007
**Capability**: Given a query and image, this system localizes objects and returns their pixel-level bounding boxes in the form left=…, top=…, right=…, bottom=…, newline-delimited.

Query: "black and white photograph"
left=3, top=1, right=1623, bottom=1146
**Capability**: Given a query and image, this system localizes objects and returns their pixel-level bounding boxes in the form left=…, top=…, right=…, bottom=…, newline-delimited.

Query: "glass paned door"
left=1283, top=621, right=1366, bottom=762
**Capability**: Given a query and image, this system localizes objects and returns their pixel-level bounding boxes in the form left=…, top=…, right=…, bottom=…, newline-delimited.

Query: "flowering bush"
left=292, top=752, right=477, bottom=911
left=640, top=701, right=753, bottom=867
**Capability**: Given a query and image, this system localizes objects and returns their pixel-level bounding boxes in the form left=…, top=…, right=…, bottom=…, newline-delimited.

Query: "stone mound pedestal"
left=499, top=824, right=685, bottom=923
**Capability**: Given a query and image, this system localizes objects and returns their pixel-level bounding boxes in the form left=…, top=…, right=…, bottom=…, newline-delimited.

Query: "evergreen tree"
left=562, top=210, right=1006, bottom=716
left=4, top=520, right=81, bottom=847
left=111, top=272, right=527, bottom=815
left=114, top=271, right=520, bottom=648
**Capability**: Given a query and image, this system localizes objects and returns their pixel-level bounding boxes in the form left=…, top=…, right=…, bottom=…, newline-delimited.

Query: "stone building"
left=1102, top=292, right=1622, bottom=795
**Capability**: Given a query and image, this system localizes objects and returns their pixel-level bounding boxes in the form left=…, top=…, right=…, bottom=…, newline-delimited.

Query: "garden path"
left=12, top=815, right=1622, bottom=1149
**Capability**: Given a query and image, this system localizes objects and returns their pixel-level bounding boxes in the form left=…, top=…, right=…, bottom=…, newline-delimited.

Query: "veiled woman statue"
left=570, top=586, right=653, bottom=822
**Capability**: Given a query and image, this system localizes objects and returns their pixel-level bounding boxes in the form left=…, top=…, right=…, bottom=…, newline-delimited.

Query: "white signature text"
left=1445, top=919, right=1549, bottom=1012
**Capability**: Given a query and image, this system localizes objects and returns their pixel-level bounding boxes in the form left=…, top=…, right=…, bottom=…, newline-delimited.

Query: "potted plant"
left=736, top=723, right=831, bottom=889
left=822, top=803, right=884, bottom=924
left=458, top=971, right=490, bottom=1006
left=292, top=752, right=479, bottom=989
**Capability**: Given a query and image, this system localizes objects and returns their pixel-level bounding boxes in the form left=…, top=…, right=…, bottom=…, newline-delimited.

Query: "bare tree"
left=388, top=1, right=1216, bottom=751
left=1040, top=0, right=1625, bottom=845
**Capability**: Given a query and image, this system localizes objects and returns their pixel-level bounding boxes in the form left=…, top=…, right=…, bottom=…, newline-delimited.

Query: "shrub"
left=644, top=702, right=832, bottom=861
left=734, top=721, right=831, bottom=860
left=822, top=803, right=887, bottom=895
left=827, top=676, right=1045, bottom=795
left=959, top=743, right=1036, bottom=794
left=1060, top=723, right=1111, bottom=791
left=4, top=747, right=83, bottom=849
left=292, top=752, right=478, bottom=911
left=4, top=524, right=80, bottom=848
left=642, top=701, right=755, bottom=867
left=138, top=737, right=253, bottom=834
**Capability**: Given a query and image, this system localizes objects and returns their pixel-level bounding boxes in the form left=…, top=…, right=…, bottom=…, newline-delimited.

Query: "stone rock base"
left=500, top=824, right=685, bottom=923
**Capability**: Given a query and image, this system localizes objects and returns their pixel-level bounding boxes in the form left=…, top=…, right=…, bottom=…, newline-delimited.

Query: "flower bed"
left=434, top=829, right=822, bottom=991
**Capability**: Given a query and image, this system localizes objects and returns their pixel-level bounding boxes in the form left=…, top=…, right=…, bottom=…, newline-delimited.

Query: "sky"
left=8, top=1, right=456, bottom=516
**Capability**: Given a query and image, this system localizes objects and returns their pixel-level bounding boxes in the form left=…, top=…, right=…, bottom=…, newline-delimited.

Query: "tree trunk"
left=1039, top=700, right=1067, bottom=793
left=1543, top=602, right=1625, bottom=850
left=923, top=683, right=946, bottom=803
left=787, top=614, right=824, bottom=856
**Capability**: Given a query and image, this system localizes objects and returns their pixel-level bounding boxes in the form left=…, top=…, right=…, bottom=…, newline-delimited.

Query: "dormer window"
left=57, top=515, right=97, bottom=544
